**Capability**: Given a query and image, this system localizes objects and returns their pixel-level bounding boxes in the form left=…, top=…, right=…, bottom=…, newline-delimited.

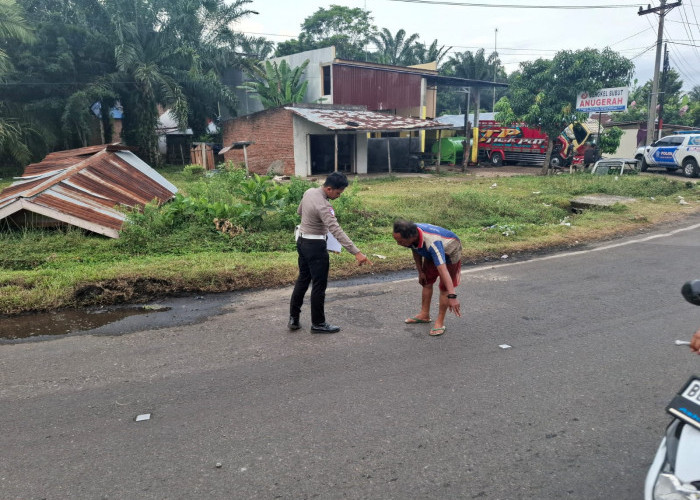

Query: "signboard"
left=576, top=87, right=628, bottom=113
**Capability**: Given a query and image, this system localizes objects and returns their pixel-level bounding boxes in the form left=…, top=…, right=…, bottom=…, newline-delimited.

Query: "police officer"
left=289, top=172, right=371, bottom=333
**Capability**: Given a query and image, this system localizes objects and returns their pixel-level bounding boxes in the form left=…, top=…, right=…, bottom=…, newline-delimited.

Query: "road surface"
left=2, top=218, right=700, bottom=499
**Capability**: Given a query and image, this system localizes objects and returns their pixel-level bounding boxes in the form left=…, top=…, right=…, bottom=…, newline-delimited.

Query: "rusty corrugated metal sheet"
left=332, top=65, right=422, bottom=111
left=0, top=146, right=177, bottom=238
left=23, top=145, right=130, bottom=176
left=285, top=106, right=446, bottom=132
left=32, top=191, right=125, bottom=230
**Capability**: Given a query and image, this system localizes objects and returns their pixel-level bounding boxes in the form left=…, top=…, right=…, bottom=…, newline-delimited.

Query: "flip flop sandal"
left=429, top=326, right=446, bottom=336
left=405, top=316, right=432, bottom=324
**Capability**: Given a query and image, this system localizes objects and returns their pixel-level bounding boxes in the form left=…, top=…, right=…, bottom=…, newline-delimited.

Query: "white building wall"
left=355, top=134, right=368, bottom=174
left=615, top=129, right=640, bottom=158
left=270, top=47, right=335, bottom=105
left=292, top=115, right=368, bottom=177
left=292, top=116, right=315, bottom=177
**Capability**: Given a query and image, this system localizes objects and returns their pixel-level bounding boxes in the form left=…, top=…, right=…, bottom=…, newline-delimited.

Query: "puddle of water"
left=0, top=305, right=171, bottom=340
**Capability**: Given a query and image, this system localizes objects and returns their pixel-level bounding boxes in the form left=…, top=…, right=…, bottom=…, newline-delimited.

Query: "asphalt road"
left=2, top=218, right=700, bottom=500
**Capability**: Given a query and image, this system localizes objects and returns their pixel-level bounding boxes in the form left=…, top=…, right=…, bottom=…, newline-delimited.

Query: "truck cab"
left=550, top=122, right=599, bottom=168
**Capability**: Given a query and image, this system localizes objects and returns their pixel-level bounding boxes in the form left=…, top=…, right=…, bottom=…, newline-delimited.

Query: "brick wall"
left=221, top=108, right=296, bottom=176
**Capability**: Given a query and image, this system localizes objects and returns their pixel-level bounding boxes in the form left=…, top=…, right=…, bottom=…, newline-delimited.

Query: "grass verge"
left=0, top=171, right=698, bottom=315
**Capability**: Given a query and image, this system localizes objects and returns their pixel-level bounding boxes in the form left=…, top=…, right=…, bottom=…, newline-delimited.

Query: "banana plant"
left=239, top=59, right=309, bottom=108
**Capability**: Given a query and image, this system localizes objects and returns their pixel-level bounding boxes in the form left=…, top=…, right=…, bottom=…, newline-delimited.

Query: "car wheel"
left=640, top=157, right=649, bottom=172
left=490, top=153, right=503, bottom=167
left=683, top=158, right=699, bottom=178
left=635, top=155, right=645, bottom=171
left=549, top=155, right=562, bottom=168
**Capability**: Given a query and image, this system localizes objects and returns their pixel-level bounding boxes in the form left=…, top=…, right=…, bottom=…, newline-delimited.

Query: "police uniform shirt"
left=298, top=187, right=360, bottom=255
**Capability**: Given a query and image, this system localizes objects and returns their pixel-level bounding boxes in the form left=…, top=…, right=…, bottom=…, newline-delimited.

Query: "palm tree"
left=369, top=28, right=420, bottom=66
left=0, top=0, right=36, bottom=165
left=446, top=49, right=498, bottom=81
left=239, top=59, right=310, bottom=108
left=689, top=85, right=700, bottom=102
left=77, top=0, right=249, bottom=163
left=239, top=36, right=275, bottom=61
left=0, top=0, right=35, bottom=75
left=445, top=49, right=505, bottom=111
left=413, top=39, right=452, bottom=67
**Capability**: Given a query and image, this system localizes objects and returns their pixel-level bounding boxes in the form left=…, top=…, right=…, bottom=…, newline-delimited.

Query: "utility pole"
left=638, top=0, right=682, bottom=146
left=657, top=44, right=669, bottom=140
left=493, top=27, right=498, bottom=112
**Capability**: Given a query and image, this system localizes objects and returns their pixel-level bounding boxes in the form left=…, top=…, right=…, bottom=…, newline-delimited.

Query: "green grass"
left=0, top=169, right=698, bottom=315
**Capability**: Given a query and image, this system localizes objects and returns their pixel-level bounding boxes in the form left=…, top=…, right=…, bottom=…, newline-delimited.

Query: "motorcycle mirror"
left=681, top=280, right=700, bottom=306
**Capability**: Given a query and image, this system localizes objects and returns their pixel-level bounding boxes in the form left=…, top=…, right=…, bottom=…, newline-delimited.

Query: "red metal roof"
left=0, top=146, right=177, bottom=238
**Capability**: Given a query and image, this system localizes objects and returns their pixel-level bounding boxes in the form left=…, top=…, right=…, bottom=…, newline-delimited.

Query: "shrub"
left=183, top=164, right=206, bottom=179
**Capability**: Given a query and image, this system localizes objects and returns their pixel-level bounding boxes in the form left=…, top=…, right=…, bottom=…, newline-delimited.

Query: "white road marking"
left=393, top=222, right=700, bottom=283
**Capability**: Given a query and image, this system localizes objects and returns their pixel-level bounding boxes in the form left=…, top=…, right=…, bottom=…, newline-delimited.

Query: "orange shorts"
left=422, top=259, right=461, bottom=291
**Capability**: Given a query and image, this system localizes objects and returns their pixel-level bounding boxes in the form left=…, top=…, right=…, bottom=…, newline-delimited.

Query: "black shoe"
left=288, top=317, right=300, bottom=330
left=311, top=322, right=340, bottom=334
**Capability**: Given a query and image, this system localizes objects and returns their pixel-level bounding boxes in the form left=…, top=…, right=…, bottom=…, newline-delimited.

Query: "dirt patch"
left=349, top=165, right=542, bottom=182
left=465, top=165, right=542, bottom=177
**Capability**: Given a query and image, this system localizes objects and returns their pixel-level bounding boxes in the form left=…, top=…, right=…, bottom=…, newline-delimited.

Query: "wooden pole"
left=243, top=145, right=249, bottom=176
left=353, top=133, right=357, bottom=173
left=334, top=133, right=339, bottom=172
left=387, top=139, right=392, bottom=173
left=466, top=87, right=480, bottom=172
left=436, top=129, right=442, bottom=174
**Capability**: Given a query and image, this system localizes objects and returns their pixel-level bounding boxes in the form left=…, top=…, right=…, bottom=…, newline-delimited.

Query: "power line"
left=680, top=3, right=700, bottom=61
left=689, top=1, right=700, bottom=37
left=639, top=0, right=680, bottom=145
left=666, top=39, right=700, bottom=45
left=629, top=43, right=658, bottom=59
left=609, top=28, right=656, bottom=46
left=384, top=0, right=643, bottom=8
left=680, top=4, right=698, bottom=46
left=666, top=19, right=700, bottom=27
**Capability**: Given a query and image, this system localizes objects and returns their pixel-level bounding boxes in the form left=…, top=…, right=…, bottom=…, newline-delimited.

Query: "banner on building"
left=576, top=87, right=628, bottom=113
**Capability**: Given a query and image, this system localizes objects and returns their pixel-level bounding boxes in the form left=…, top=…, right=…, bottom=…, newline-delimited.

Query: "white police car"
left=635, top=132, right=700, bottom=178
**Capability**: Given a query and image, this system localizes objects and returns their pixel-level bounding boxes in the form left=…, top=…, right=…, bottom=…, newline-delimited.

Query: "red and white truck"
left=476, top=120, right=599, bottom=168
left=477, top=120, right=548, bottom=166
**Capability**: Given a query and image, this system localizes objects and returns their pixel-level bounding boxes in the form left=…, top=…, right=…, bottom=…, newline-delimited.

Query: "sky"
left=236, top=0, right=700, bottom=92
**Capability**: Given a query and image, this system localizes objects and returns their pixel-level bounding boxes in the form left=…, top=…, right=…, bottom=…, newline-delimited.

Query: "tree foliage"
left=1, top=0, right=255, bottom=169
left=438, top=49, right=506, bottom=115
left=240, top=59, right=310, bottom=109
left=0, top=0, right=35, bottom=75
left=614, top=71, right=700, bottom=128
left=499, top=48, right=634, bottom=174
left=276, top=5, right=375, bottom=60
left=369, top=28, right=420, bottom=66
left=0, top=0, right=36, bottom=167
left=413, top=39, right=451, bottom=67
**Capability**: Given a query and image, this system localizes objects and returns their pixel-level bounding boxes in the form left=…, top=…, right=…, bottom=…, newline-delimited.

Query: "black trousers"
left=290, top=238, right=329, bottom=325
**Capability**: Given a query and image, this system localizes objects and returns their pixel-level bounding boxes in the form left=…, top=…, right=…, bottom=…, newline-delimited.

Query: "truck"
left=476, top=120, right=548, bottom=166
left=476, top=120, right=599, bottom=168
left=634, top=131, right=700, bottom=177
left=549, top=122, right=600, bottom=168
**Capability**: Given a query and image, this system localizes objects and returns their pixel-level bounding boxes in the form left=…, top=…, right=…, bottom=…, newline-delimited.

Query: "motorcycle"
left=644, top=280, right=700, bottom=500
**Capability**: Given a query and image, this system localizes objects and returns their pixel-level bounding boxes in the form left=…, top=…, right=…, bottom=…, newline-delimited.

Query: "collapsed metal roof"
left=0, top=144, right=178, bottom=238
left=285, top=105, right=450, bottom=133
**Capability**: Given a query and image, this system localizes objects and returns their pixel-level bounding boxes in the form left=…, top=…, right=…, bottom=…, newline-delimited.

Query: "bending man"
left=392, top=219, right=462, bottom=336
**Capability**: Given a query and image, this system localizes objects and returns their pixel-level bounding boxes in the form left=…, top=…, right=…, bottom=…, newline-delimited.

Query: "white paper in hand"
left=326, top=232, right=342, bottom=253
